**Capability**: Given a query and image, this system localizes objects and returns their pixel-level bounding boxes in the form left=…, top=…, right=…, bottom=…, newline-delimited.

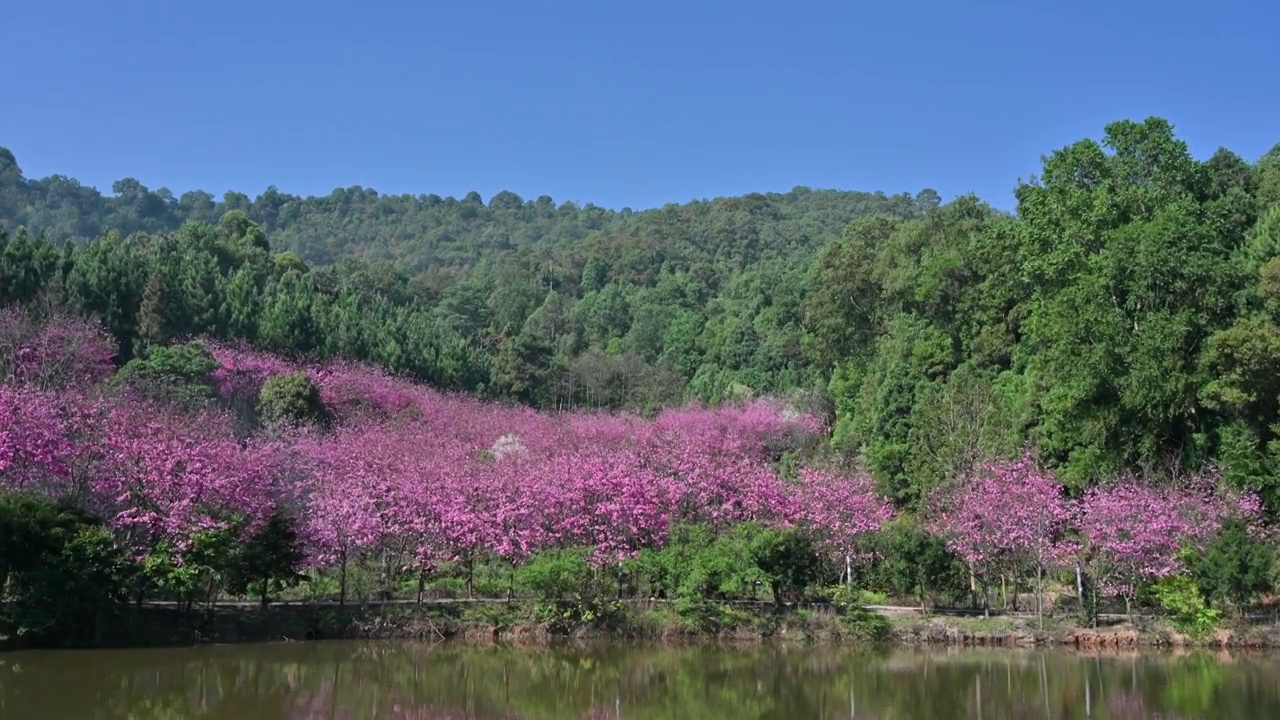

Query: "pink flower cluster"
left=0, top=308, right=116, bottom=389
left=929, top=455, right=1261, bottom=600
left=2, top=330, right=889, bottom=575
left=285, top=363, right=871, bottom=571
left=5, top=311, right=1257, bottom=604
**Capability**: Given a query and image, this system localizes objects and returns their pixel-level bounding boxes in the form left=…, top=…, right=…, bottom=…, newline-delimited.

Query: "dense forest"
left=1, top=144, right=932, bottom=409
left=4, top=117, right=1280, bottom=646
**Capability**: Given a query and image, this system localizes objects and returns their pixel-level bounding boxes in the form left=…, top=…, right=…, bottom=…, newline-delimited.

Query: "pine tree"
left=136, top=271, right=178, bottom=352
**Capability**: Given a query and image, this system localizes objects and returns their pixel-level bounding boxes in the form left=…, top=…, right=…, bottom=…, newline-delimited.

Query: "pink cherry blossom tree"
left=792, top=467, right=895, bottom=588
left=1078, top=472, right=1258, bottom=617
left=0, top=308, right=117, bottom=390
left=929, top=454, right=1073, bottom=618
left=0, top=387, right=74, bottom=493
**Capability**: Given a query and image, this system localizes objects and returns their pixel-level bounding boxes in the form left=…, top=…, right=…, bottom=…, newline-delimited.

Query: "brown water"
left=1, top=641, right=1278, bottom=719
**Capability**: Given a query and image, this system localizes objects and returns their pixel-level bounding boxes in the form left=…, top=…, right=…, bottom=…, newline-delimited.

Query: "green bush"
left=1151, top=575, right=1221, bottom=639
left=111, top=343, right=219, bottom=408
left=747, top=525, right=821, bottom=607
left=257, top=372, right=330, bottom=431
left=1, top=493, right=135, bottom=646
left=516, top=548, right=626, bottom=632
left=223, top=510, right=306, bottom=608
left=516, top=547, right=595, bottom=601
left=673, top=594, right=750, bottom=634
left=826, top=585, right=891, bottom=608
left=1191, top=518, right=1276, bottom=614
left=840, top=605, right=893, bottom=642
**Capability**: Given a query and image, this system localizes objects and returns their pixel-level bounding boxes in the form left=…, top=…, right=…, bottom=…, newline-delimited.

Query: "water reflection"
left=1, top=642, right=1277, bottom=719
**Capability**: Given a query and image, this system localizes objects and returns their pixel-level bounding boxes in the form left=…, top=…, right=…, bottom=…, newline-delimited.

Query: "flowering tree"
left=93, top=400, right=290, bottom=545
left=0, top=387, right=74, bottom=493
left=929, top=455, right=1073, bottom=617
left=16, top=333, right=1269, bottom=621
left=792, top=467, right=895, bottom=587
left=0, top=308, right=116, bottom=390
left=1078, top=474, right=1257, bottom=616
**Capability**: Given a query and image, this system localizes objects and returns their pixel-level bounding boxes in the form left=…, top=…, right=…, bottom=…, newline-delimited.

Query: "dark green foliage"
left=136, top=270, right=181, bottom=352
left=861, top=517, right=970, bottom=608
left=747, top=525, right=822, bottom=607
left=515, top=548, right=626, bottom=632
left=1190, top=519, right=1277, bottom=613
left=223, top=511, right=306, bottom=609
left=112, top=342, right=219, bottom=408
left=638, top=523, right=767, bottom=604
left=139, top=528, right=238, bottom=611
left=515, top=547, right=597, bottom=603
left=805, top=119, right=1280, bottom=508
left=1258, top=143, right=1280, bottom=211
left=257, top=372, right=329, bottom=431
left=1, top=149, right=926, bottom=410
left=838, top=604, right=894, bottom=642
left=0, top=493, right=134, bottom=645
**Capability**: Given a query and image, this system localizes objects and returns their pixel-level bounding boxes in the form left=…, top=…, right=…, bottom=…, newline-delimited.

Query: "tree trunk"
left=416, top=568, right=426, bottom=606
left=260, top=578, right=269, bottom=610
left=1036, top=564, right=1044, bottom=631
left=339, top=552, right=348, bottom=608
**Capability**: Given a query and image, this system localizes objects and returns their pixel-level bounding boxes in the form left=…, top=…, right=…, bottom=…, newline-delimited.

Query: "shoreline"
left=5, top=600, right=1280, bottom=653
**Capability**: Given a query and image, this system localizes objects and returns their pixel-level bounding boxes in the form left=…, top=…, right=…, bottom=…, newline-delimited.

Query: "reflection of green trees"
left=2, top=644, right=1278, bottom=719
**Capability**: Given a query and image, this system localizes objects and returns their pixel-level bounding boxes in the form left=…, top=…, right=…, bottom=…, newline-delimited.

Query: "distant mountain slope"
left=0, top=146, right=932, bottom=272
left=0, top=145, right=934, bottom=409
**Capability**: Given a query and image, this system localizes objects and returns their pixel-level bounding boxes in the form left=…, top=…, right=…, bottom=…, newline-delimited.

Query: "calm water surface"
left=2, top=641, right=1278, bottom=719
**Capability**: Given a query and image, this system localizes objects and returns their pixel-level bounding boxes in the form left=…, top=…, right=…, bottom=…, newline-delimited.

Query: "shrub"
left=1151, top=575, right=1221, bottom=639
left=257, top=372, right=329, bottom=431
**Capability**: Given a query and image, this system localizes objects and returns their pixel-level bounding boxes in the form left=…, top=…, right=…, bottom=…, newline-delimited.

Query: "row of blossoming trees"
left=0, top=306, right=1269, bottom=622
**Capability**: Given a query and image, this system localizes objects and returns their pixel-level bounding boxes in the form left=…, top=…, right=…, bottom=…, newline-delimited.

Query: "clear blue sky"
left=3, top=0, right=1276, bottom=211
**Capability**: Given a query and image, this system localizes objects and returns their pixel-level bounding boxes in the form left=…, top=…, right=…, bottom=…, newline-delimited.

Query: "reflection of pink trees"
left=1107, top=691, right=1187, bottom=720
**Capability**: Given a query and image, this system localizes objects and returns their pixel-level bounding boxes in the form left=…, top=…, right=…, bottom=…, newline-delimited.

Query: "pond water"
left=1, top=641, right=1278, bottom=719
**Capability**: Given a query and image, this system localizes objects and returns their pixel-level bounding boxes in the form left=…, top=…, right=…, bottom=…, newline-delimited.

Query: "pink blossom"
left=929, top=455, right=1075, bottom=582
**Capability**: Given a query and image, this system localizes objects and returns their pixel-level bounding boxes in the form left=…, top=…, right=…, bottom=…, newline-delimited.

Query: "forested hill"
left=0, top=146, right=931, bottom=270
left=0, top=144, right=932, bottom=408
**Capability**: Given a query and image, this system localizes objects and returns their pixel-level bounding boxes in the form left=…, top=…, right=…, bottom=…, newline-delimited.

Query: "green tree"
left=112, top=342, right=219, bottom=408
left=1191, top=519, right=1276, bottom=614
left=223, top=511, right=306, bottom=609
left=257, top=371, right=329, bottom=431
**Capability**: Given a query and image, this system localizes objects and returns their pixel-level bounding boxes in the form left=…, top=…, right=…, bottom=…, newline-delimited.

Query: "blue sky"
left=3, top=0, right=1276, bottom=211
